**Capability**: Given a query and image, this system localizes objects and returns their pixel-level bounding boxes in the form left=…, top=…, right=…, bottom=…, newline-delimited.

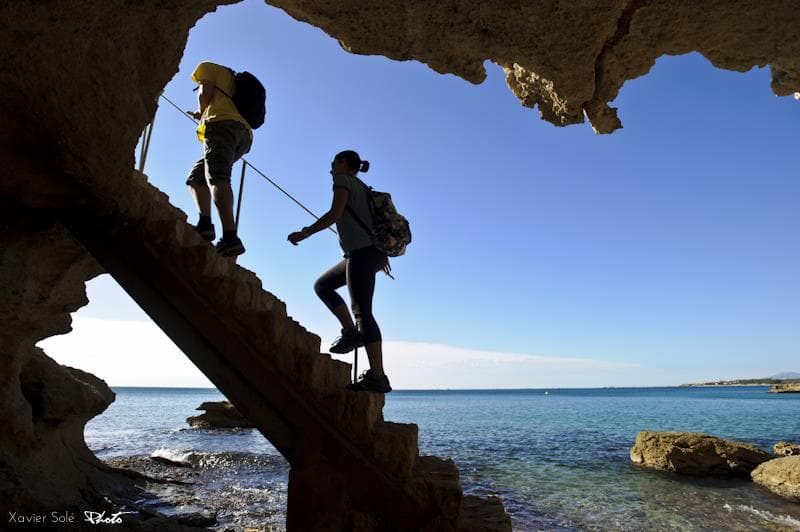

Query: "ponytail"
left=335, top=150, right=369, bottom=174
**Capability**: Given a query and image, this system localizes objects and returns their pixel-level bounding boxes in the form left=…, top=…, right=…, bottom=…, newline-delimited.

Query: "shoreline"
left=678, top=383, right=777, bottom=388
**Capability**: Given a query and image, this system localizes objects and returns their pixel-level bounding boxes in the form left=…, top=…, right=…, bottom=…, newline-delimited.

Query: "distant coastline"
left=680, top=378, right=800, bottom=388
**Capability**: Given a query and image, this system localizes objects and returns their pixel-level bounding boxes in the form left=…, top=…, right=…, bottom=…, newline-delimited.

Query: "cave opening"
left=7, top=0, right=799, bottom=529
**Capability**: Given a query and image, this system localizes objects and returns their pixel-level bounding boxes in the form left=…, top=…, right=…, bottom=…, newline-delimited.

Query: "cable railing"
left=139, top=92, right=336, bottom=235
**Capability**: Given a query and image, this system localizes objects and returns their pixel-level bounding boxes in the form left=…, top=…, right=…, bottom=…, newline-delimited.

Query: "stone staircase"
left=63, top=170, right=511, bottom=531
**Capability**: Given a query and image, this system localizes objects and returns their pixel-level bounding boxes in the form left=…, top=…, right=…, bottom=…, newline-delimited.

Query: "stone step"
left=371, top=421, right=419, bottom=480
left=322, top=390, right=386, bottom=442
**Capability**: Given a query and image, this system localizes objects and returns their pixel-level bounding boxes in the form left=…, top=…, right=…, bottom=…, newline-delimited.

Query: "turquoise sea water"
left=87, top=387, right=800, bottom=530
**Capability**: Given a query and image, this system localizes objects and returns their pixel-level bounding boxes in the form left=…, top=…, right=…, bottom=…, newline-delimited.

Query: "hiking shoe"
left=195, top=222, right=216, bottom=241
left=347, top=370, right=392, bottom=393
left=215, top=237, right=245, bottom=257
left=329, top=328, right=364, bottom=354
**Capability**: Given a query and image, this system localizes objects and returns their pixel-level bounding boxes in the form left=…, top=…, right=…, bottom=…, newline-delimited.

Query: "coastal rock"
left=0, top=224, right=124, bottom=515
left=630, top=431, right=771, bottom=478
left=751, top=456, right=800, bottom=502
left=187, top=401, right=254, bottom=429
left=769, top=383, right=800, bottom=393
left=774, top=441, right=800, bottom=456
left=458, top=495, right=513, bottom=532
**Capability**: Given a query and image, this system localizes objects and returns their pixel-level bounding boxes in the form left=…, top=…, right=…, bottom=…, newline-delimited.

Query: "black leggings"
left=314, top=246, right=386, bottom=344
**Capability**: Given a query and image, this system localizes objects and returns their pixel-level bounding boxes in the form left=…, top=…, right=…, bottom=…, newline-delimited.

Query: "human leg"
left=346, top=247, right=387, bottom=375
left=314, top=260, right=363, bottom=353
left=186, top=158, right=215, bottom=240
left=211, top=181, right=235, bottom=231
left=205, top=121, right=251, bottom=256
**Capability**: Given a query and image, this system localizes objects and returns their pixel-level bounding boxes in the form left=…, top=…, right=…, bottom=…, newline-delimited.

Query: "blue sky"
left=42, top=0, right=800, bottom=388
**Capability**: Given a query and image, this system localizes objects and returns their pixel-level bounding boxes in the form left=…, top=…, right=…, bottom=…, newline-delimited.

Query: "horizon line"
left=106, top=383, right=782, bottom=392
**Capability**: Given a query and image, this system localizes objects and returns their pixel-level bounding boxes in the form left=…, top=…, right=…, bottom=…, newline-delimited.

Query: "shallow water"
left=87, top=386, right=800, bottom=530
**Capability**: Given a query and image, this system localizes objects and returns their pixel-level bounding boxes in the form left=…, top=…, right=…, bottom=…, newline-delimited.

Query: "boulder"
left=768, top=383, right=800, bottom=393
left=774, top=441, right=800, bottom=456
left=751, top=456, right=800, bottom=502
left=630, top=431, right=771, bottom=478
left=187, top=401, right=254, bottom=429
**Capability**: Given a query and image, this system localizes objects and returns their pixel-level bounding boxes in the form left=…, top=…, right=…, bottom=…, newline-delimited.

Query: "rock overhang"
left=265, top=0, right=800, bottom=134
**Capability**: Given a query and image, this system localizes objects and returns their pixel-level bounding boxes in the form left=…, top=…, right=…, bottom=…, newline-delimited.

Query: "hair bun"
left=360, top=160, right=370, bottom=173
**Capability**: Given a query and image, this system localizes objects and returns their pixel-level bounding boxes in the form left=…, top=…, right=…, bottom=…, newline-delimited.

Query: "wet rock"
left=105, top=455, right=198, bottom=484
left=187, top=401, right=254, bottom=429
left=751, top=456, right=800, bottom=502
left=150, top=451, right=196, bottom=469
left=176, top=511, right=217, bottom=527
left=774, top=441, right=800, bottom=457
left=630, top=431, right=771, bottom=478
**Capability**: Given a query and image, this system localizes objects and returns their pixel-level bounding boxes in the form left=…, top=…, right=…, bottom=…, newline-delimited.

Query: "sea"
left=86, top=386, right=800, bottom=531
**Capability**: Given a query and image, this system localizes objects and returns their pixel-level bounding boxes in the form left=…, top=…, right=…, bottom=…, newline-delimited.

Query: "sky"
left=41, top=0, right=800, bottom=389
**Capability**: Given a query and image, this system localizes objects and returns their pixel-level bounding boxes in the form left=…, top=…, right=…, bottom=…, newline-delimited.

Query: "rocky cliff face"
left=0, top=222, right=122, bottom=516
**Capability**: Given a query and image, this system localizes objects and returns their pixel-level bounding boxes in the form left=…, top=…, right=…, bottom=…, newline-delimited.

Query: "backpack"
left=347, top=179, right=412, bottom=257
left=222, top=69, right=266, bottom=129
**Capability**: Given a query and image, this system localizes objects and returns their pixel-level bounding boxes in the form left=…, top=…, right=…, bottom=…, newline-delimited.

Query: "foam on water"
left=725, top=503, right=800, bottom=530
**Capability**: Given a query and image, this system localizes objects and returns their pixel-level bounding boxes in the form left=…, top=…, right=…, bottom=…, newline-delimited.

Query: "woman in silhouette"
left=288, top=150, right=391, bottom=393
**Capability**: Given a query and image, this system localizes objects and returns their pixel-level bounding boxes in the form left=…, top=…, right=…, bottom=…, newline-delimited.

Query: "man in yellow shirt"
left=186, top=61, right=253, bottom=257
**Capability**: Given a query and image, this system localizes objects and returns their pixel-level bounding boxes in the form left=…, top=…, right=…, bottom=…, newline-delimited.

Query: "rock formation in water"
left=774, top=441, right=800, bottom=457
left=187, top=401, right=255, bottom=429
left=769, top=383, right=800, bottom=393
left=2, top=0, right=797, bottom=529
left=751, top=456, right=800, bottom=502
left=629, top=431, right=771, bottom=478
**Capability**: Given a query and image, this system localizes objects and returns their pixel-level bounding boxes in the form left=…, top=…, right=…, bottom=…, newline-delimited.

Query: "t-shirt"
left=191, top=62, right=251, bottom=142
left=333, top=173, right=374, bottom=253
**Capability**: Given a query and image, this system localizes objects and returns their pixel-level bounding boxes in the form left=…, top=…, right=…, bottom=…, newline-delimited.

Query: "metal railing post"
left=353, top=346, right=358, bottom=384
left=137, top=108, right=157, bottom=174
left=235, top=160, right=247, bottom=232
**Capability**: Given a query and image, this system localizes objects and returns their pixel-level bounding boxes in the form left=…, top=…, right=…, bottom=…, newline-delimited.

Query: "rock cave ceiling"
left=266, top=0, right=799, bottom=133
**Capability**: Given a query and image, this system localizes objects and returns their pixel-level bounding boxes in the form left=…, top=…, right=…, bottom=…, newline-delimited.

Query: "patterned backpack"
left=347, top=179, right=412, bottom=257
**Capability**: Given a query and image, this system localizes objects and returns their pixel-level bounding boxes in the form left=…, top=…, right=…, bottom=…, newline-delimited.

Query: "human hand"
left=186, top=110, right=201, bottom=120
left=288, top=231, right=306, bottom=246
left=381, top=257, right=394, bottom=279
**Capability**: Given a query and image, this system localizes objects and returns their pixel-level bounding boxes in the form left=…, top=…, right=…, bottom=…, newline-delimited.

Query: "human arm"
left=288, top=187, right=348, bottom=245
left=187, top=80, right=216, bottom=120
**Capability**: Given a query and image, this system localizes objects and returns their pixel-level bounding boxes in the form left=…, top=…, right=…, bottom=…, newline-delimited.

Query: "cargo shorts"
left=186, top=120, right=252, bottom=187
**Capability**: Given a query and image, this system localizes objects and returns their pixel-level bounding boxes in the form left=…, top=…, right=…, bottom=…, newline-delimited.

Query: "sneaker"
left=195, top=222, right=216, bottom=241
left=329, top=328, right=364, bottom=354
left=215, top=236, right=245, bottom=257
left=346, top=370, right=392, bottom=393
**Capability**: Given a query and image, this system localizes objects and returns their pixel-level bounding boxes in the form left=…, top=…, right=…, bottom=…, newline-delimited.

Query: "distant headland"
left=680, top=372, right=800, bottom=388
